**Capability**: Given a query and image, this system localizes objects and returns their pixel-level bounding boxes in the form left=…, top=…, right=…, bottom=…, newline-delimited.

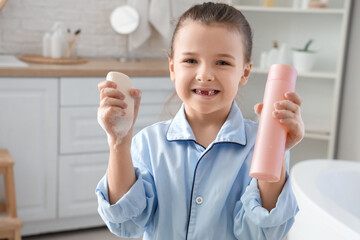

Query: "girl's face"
left=169, top=21, right=252, bottom=118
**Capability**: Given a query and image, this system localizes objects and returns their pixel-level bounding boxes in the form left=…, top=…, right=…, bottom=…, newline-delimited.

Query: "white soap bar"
left=104, top=71, right=134, bottom=147
left=106, top=71, right=134, bottom=118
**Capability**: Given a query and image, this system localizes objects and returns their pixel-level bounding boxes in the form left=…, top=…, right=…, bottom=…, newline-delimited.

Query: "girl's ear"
left=169, top=57, right=175, bottom=82
left=239, top=62, right=252, bottom=86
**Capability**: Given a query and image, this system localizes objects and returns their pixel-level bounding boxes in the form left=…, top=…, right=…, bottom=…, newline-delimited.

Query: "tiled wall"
left=0, top=0, right=172, bottom=58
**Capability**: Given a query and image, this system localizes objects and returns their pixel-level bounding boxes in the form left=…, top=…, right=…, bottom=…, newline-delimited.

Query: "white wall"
left=336, top=1, right=360, bottom=162
left=0, top=0, right=165, bottom=58
left=0, top=0, right=209, bottom=59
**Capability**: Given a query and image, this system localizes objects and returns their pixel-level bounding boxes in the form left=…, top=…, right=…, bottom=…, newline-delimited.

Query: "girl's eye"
left=185, top=59, right=197, bottom=64
left=217, top=61, right=230, bottom=66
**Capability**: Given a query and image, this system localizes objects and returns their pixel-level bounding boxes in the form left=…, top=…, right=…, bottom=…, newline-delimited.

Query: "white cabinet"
left=57, top=76, right=173, bottom=224
left=0, top=75, right=173, bottom=235
left=60, top=107, right=108, bottom=154
left=0, top=78, right=58, bottom=222
left=231, top=0, right=351, bottom=167
left=59, top=77, right=173, bottom=154
left=58, top=152, right=109, bottom=218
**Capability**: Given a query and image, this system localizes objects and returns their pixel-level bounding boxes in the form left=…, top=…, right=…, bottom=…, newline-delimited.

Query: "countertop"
left=0, top=58, right=170, bottom=77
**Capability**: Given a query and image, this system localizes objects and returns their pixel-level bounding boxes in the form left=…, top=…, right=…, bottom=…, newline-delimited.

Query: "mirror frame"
left=0, top=0, right=7, bottom=10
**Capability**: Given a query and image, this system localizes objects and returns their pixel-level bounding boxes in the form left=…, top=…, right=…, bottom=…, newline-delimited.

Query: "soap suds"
left=99, top=71, right=135, bottom=151
left=97, top=107, right=133, bottom=150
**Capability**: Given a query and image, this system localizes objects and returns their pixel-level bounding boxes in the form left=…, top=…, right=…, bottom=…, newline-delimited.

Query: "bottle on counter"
left=51, top=30, right=63, bottom=59
left=278, top=43, right=289, bottom=65
left=42, top=32, right=52, bottom=58
left=47, top=22, right=68, bottom=59
left=260, top=51, right=268, bottom=69
left=266, top=41, right=279, bottom=69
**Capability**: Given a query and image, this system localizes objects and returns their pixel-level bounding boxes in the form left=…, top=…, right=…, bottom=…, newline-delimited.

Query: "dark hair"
left=169, top=2, right=253, bottom=63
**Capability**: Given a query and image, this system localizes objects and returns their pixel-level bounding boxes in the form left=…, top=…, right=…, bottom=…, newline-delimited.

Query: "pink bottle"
left=250, top=64, right=297, bottom=182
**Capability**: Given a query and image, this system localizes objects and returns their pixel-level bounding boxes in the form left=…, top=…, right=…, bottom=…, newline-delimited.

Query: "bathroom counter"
left=0, top=58, right=170, bottom=77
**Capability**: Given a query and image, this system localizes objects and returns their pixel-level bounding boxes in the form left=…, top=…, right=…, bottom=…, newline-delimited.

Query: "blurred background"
left=0, top=0, right=359, bottom=239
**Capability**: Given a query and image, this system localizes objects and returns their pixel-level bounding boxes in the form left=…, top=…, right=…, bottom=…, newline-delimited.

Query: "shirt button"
left=195, top=196, right=203, bottom=205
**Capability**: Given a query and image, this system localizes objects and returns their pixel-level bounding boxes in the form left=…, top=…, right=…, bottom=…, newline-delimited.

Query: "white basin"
left=0, top=55, right=29, bottom=67
left=288, top=159, right=360, bottom=240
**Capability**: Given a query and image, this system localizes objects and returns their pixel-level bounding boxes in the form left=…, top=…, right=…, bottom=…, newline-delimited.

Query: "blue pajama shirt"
left=96, top=102, right=299, bottom=240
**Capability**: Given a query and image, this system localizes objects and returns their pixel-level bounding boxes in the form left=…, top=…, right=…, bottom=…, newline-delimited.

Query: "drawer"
left=60, top=107, right=108, bottom=154
left=60, top=104, right=169, bottom=154
left=58, top=153, right=109, bottom=218
left=60, top=77, right=173, bottom=106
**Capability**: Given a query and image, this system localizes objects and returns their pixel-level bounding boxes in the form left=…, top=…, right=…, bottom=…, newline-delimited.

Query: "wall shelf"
left=232, top=0, right=352, bottom=167
left=234, top=5, right=345, bottom=14
left=251, top=67, right=337, bottom=79
left=305, top=131, right=330, bottom=140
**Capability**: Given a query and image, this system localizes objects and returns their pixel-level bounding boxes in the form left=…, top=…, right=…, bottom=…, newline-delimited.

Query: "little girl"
left=96, top=2, right=304, bottom=240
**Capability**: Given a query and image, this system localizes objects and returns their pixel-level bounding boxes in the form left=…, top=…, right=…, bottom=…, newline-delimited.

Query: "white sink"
left=0, top=55, right=29, bottom=67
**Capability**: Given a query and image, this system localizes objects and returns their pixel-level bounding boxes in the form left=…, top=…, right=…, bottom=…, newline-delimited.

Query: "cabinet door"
left=58, top=153, right=108, bottom=217
left=60, top=107, right=108, bottom=154
left=0, top=78, right=58, bottom=221
left=60, top=104, right=168, bottom=154
left=59, top=76, right=176, bottom=154
left=60, top=77, right=173, bottom=107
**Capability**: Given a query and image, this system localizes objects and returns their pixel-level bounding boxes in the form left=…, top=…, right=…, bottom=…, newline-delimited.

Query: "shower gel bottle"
left=250, top=64, right=297, bottom=182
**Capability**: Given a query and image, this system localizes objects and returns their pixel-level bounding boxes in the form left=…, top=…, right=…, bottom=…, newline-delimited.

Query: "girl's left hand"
left=254, top=91, right=305, bottom=150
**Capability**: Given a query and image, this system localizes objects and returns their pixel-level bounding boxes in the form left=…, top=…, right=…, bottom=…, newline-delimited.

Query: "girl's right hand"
left=97, top=80, right=142, bottom=143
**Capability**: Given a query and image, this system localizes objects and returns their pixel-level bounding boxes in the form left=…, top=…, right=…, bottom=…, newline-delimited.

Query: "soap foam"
left=97, top=71, right=134, bottom=150
left=109, top=109, right=133, bottom=146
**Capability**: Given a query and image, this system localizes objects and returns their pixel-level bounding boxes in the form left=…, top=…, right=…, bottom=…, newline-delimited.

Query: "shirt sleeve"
left=233, top=151, right=299, bottom=239
left=95, top=135, right=158, bottom=238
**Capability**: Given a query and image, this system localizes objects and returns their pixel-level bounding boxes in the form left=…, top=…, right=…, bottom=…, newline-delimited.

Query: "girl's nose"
left=196, top=66, right=215, bottom=82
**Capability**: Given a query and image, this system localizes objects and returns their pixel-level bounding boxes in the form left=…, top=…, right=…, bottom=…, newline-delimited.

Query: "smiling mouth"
left=192, top=89, right=220, bottom=96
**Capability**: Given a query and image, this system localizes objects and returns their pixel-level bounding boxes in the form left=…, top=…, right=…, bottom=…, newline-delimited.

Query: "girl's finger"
left=279, top=118, right=304, bottom=138
left=254, top=102, right=263, bottom=115
left=98, top=80, right=117, bottom=91
left=129, top=88, right=142, bottom=125
left=101, top=106, right=125, bottom=118
left=284, top=92, right=302, bottom=106
left=274, top=100, right=300, bottom=113
left=129, top=88, right=143, bottom=100
left=273, top=109, right=296, bottom=119
left=100, top=97, right=128, bottom=109
left=100, top=88, right=125, bottom=101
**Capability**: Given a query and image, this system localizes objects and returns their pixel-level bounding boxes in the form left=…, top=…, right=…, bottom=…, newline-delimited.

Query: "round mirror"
left=0, top=0, right=7, bottom=10
left=110, top=5, right=140, bottom=35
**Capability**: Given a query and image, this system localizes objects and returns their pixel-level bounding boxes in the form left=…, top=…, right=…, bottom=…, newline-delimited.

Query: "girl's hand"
left=254, top=91, right=304, bottom=150
left=97, top=80, right=142, bottom=143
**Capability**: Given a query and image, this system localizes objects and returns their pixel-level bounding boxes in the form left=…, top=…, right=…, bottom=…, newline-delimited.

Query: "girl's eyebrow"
left=180, top=52, right=235, bottom=60
left=181, top=52, right=198, bottom=56
left=216, top=53, right=235, bottom=60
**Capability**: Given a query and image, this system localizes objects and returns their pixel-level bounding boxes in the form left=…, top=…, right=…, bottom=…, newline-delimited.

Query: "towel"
left=149, top=0, right=172, bottom=41
left=148, top=0, right=207, bottom=44
left=128, top=0, right=172, bottom=51
left=129, top=0, right=230, bottom=51
left=128, top=0, right=152, bottom=51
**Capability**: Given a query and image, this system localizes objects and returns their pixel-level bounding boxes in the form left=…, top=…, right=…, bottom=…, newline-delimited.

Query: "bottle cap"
left=268, top=64, right=297, bottom=84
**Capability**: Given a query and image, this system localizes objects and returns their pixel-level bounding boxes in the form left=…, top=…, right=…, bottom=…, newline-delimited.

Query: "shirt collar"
left=166, top=101, right=247, bottom=146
